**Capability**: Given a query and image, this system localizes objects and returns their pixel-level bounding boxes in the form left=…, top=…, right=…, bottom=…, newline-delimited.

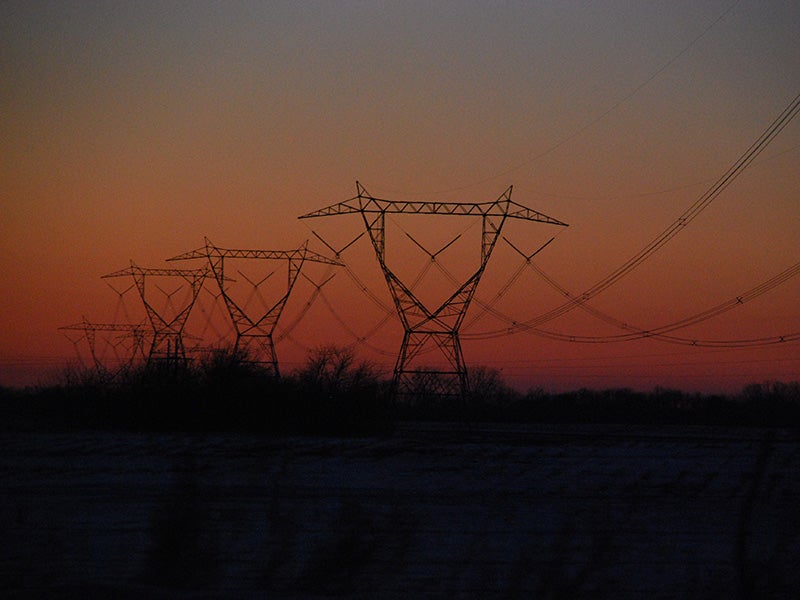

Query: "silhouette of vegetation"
left=1, top=352, right=798, bottom=433
left=294, top=345, right=392, bottom=434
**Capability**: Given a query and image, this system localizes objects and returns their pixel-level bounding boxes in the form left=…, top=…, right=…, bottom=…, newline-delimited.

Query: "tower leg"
left=393, top=331, right=469, bottom=400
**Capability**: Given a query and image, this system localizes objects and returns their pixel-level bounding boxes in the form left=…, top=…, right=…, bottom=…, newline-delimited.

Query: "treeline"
left=0, top=346, right=392, bottom=435
left=1, top=347, right=798, bottom=433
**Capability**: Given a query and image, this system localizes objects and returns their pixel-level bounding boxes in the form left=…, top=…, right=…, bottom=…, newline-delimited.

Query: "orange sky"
left=2, top=2, right=798, bottom=393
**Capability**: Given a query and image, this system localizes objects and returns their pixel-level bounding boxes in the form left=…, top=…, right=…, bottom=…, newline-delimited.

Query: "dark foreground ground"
left=1, top=423, right=799, bottom=598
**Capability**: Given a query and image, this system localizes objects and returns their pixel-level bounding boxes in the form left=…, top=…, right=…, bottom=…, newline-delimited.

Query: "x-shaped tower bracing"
left=167, top=238, right=341, bottom=376
left=59, top=319, right=150, bottom=372
left=299, top=182, right=568, bottom=398
left=102, top=263, right=213, bottom=364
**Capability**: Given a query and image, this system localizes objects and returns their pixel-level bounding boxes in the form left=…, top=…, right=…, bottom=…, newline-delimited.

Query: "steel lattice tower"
left=102, top=263, right=213, bottom=365
left=299, top=181, right=568, bottom=398
left=167, top=238, right=341, bottom=376
left=59, top=319, right=150, bottom=372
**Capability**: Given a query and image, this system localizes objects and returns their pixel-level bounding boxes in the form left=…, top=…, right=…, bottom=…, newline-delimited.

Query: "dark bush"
left=294, top=345, right=393, bottom=434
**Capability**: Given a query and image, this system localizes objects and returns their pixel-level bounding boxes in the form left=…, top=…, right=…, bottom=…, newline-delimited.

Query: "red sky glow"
left=2, top=1, right=798, bottom=394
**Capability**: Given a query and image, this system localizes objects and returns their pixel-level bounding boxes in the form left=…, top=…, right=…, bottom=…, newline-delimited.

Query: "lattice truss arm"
left=299, top=182, right=567, bottom=397
left=300, top=181, right=568, bottom=225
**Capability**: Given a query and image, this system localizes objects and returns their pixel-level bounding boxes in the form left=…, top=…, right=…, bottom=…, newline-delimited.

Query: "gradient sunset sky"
left=2, top=1, right=798, bottom=393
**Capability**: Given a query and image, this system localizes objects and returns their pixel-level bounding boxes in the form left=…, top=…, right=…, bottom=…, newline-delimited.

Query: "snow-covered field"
left=2, top=424, right=799, bottom=598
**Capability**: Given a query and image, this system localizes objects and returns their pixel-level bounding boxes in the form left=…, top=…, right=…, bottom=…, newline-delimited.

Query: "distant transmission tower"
left=102, top=263, right=213, bottom=365
left=299, top=182, right=568, bottom=399
left=167, top=238, right=341, bottom=376
left=59, top=319, right=149, bottom=372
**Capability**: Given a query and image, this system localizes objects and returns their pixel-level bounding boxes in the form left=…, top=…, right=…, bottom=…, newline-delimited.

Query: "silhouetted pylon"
left=299, top=181, right=568, bottom=399
left=167, top=238, right=341, bottom=376
left=102, top=262, right=213, bottom=365
left=59, top=318, right=150, bottom=372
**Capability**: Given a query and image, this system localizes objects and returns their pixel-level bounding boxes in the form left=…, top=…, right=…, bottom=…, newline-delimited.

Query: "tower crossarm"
left=164, top=248, right=209, bottom=261
left=60, top=320, right=149, bottom=334
left=167, top=238, right=342, bottom=266
left=102, top=263, right=213, bottom=280
left=298, top=182, right=569, bottom=227
left=503, top=200, right=569, bottom=226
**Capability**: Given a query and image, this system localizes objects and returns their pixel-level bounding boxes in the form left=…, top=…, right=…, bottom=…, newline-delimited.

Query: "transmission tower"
left=59, top=319, right=149, bottom=372
left=102, top=262, right=213, bottom=365
left=299, top=182, right=568, bottom=399
left=167, top=238, right=341, bottom=376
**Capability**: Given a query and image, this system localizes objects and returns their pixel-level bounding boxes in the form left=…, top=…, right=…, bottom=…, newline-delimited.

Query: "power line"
left=463, top=244, right=800, bottom=347
left=463, top=92, right=800, bottom=338
left=381, top=0, right=742, bottom=197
